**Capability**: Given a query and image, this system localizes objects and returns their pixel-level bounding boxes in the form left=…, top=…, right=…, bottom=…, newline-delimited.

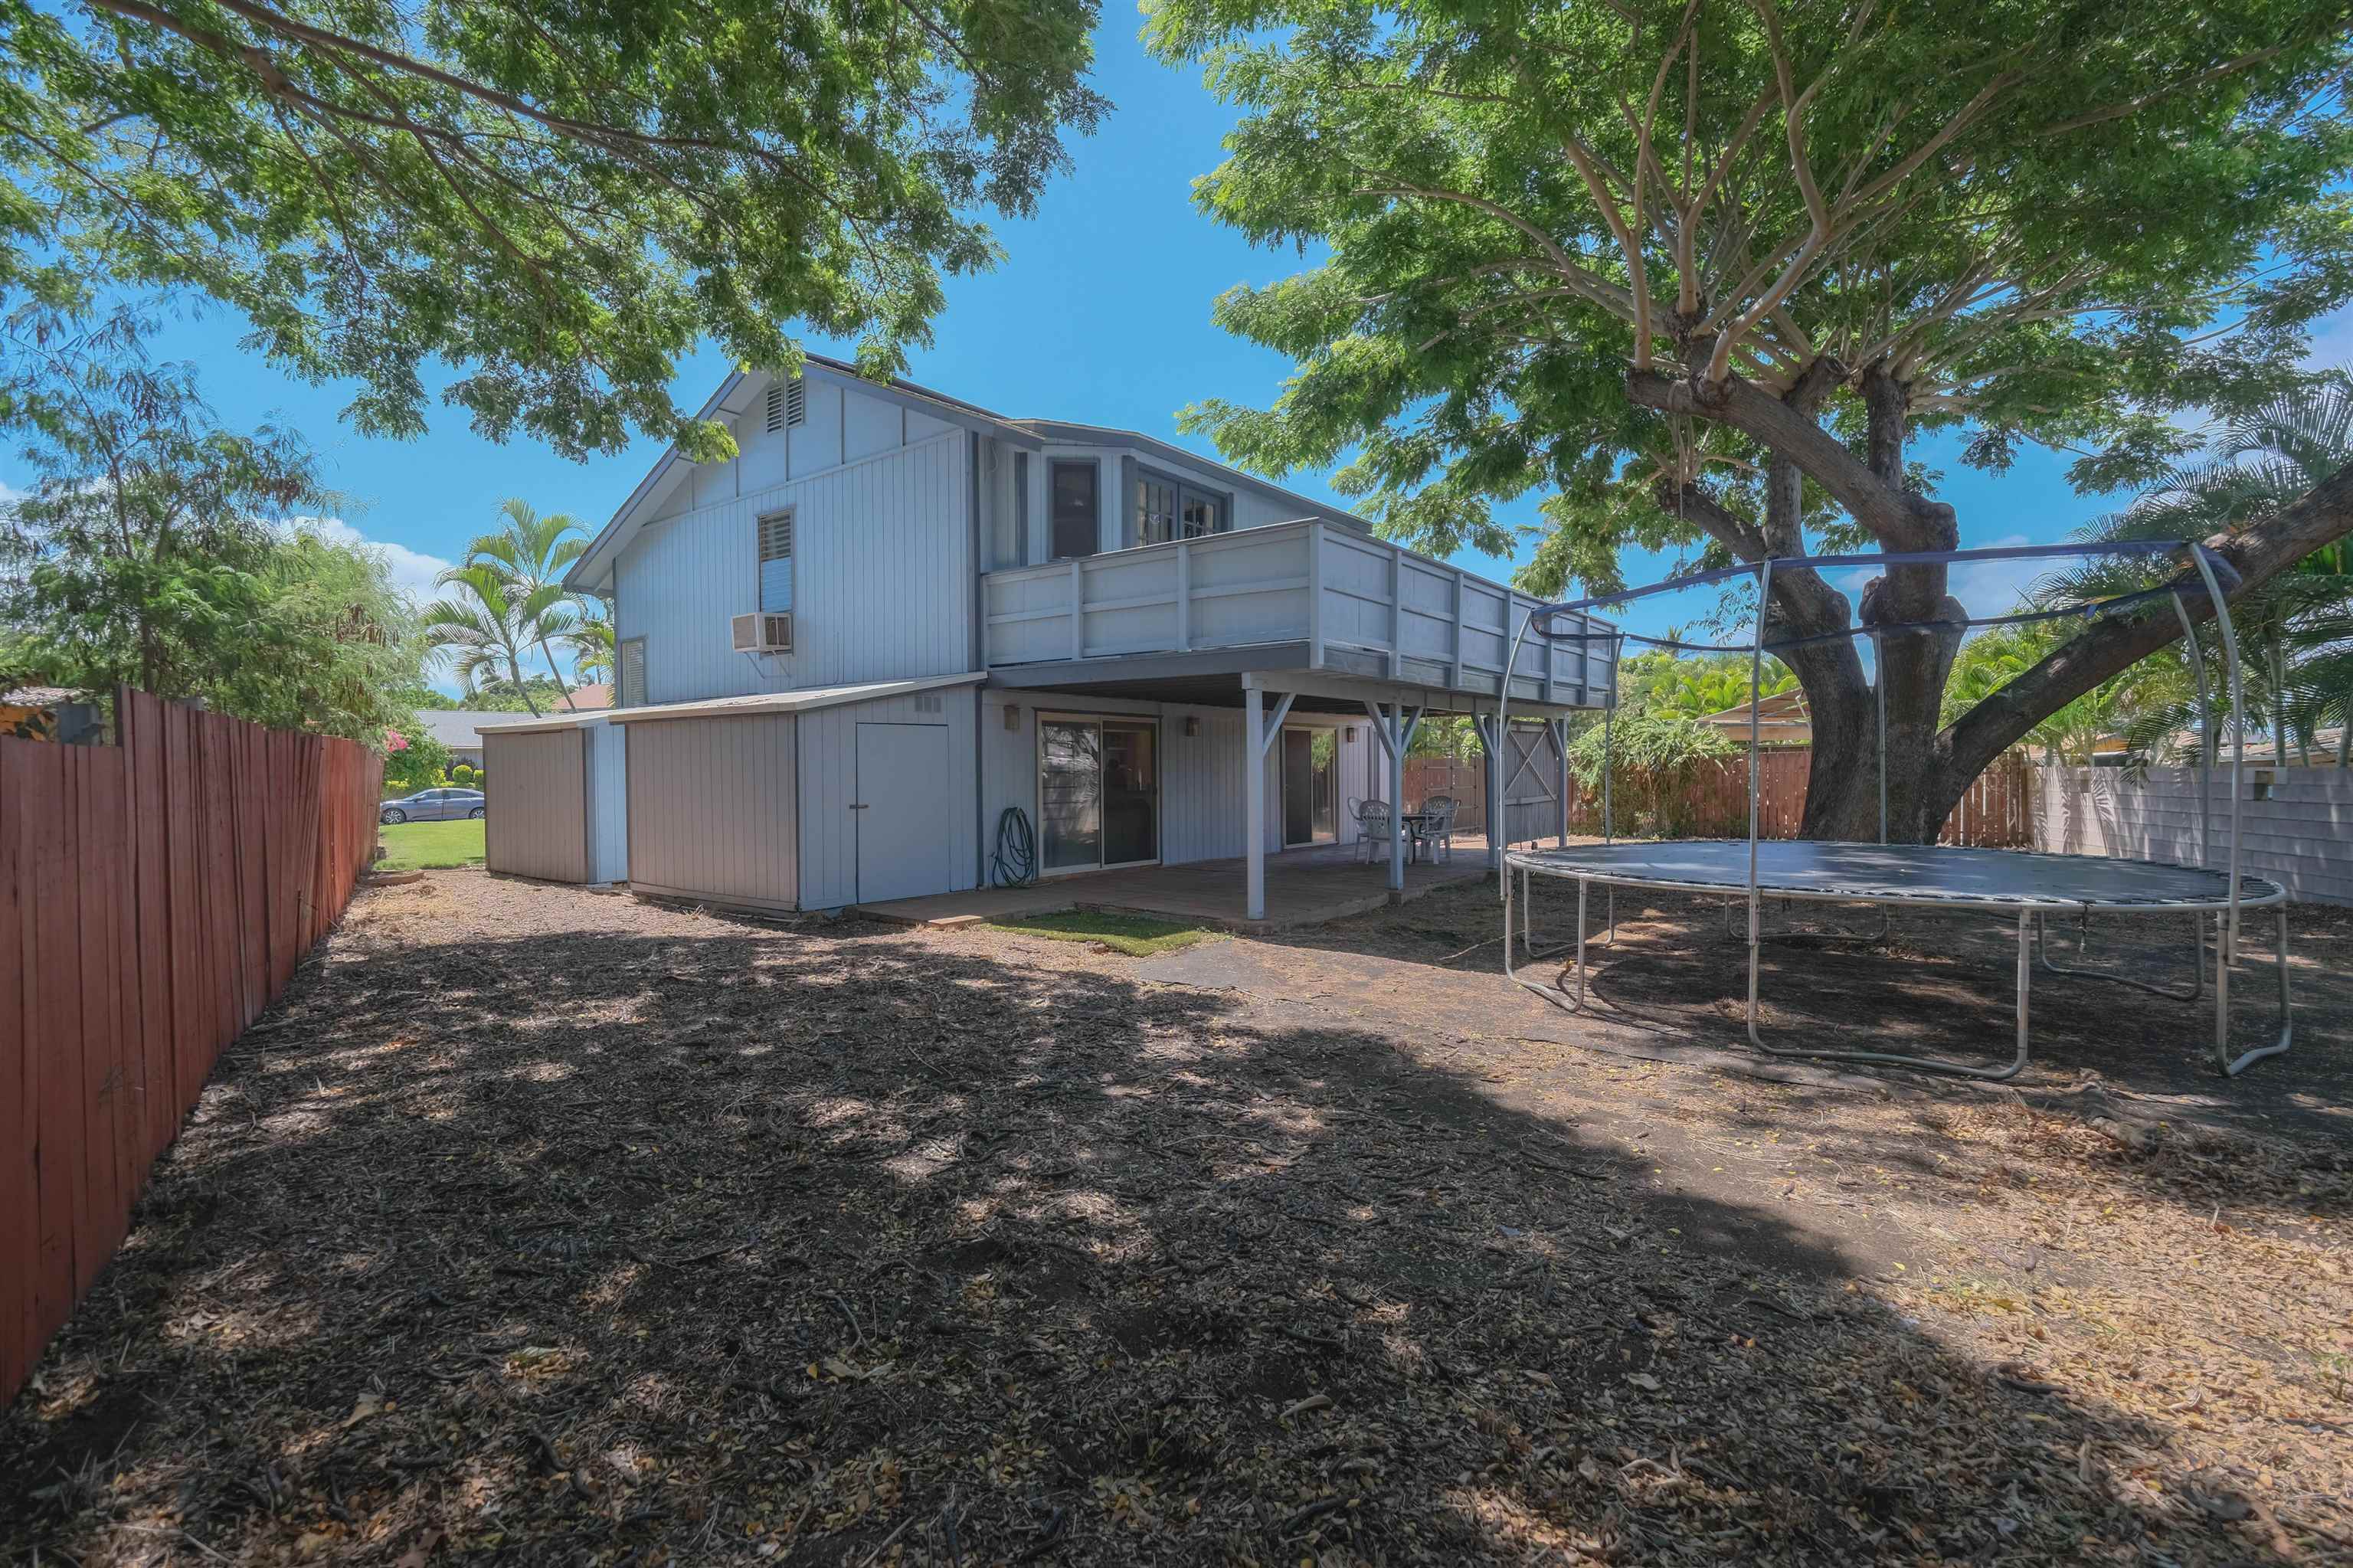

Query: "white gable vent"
left=765, top=376, right=807, bottom=433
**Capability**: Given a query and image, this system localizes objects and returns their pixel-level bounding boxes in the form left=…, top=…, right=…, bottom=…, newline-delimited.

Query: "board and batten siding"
left=614, top=432, right=973, bottom=706
left=482, top=728, right=591, bottom=883
left=625, top=713, right=800, bottom=911
left=795, top=688, right=978, bottom=909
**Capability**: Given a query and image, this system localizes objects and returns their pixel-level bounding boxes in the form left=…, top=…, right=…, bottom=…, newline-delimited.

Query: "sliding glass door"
left=1281, top=728, right=1337, bottom=846
left=1039, top=718, right=1158, bottom=872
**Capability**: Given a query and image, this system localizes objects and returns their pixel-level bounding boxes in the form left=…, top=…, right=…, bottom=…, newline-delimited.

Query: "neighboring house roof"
left=0, top=684, right=78, bottom=708
left=565, top=683, right=613, bottom=709
left=1696, top=689, right=1812, bottom=741
left=411, top=710, right=519, bottom=751
left=567, top=358, right=1374, bottom=593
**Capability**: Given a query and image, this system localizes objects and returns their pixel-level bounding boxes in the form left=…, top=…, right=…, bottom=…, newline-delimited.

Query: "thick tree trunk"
left=1626, top=367, right=2353, bottom=838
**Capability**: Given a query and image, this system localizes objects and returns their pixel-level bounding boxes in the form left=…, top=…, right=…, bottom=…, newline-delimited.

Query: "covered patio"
left=856, top=835, right=1500, bottom=933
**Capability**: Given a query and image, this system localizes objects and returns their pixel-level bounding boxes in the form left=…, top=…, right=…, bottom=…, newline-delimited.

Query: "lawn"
left=374, top=816, right=484, bottom=870
left=988, top=908, right=1219, bottom=956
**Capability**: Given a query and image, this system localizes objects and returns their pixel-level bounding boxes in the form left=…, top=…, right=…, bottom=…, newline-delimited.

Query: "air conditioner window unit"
left=731, top=611, right=794, bottom=653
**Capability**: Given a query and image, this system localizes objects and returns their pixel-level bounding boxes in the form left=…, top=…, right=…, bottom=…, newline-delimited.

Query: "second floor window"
left=1050, top=460, right=1098, bottom=559
left=758, top=509, right=794, bottom=613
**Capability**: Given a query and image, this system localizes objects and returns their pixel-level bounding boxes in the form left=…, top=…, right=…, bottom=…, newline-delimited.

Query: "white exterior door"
left=855, top=723, right=952, bottom=903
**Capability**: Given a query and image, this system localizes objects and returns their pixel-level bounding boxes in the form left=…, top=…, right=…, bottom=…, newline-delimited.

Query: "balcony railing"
left=981, top=519, right=1612, bottom=706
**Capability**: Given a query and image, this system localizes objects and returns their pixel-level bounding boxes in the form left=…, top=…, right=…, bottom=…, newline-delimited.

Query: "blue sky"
left=5, top=11, right=2336, bottom=687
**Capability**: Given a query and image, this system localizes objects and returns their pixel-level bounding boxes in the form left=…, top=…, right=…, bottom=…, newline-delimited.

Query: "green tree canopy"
left=1146, top=0, right=2353, bottom=839
left=3, top=0, right=1107, bottom=459
left=0, top=303, right=425, bottom=738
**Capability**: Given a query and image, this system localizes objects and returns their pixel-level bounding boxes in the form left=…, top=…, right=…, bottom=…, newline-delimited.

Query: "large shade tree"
left=1146, top=0, right=2353, bottom=840
left=0, top=304, right=424, bottom=737
left=2, top=0, right=1107, bottom=459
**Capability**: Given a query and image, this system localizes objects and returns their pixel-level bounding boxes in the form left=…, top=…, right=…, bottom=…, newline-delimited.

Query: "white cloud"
left=290, top=516, right=453, bottom=607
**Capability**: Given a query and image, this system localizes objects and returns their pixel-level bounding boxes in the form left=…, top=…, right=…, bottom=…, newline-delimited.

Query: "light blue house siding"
left=614, top=421, right=976, bottom=703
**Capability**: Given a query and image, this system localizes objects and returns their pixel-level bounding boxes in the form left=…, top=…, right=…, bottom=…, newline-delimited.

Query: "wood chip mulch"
left=2, top=872, right=2346, bottom=1566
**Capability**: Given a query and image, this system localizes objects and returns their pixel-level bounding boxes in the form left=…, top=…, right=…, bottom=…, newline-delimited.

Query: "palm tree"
left=564, top=610, right=614, bottom=686
left=2044, top=372, right=2353, bottom=766
left=463, top=499, right=590, bottom=710
left=421, top=564, right=545, bottom=715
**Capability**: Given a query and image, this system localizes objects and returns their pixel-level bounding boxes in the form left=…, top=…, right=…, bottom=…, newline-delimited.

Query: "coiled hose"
left=990, top=805, right=1037, bottom=887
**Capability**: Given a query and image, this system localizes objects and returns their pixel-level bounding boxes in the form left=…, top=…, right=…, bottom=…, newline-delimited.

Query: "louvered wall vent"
left=765, top=377, right=807, bottom=433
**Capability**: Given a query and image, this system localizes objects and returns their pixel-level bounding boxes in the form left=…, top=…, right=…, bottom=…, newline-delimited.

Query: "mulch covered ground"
left=2, top=871, right=2347, bottom=1566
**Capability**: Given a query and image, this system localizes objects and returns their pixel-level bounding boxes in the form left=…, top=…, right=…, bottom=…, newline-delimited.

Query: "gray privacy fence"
left=2033, top=764, right=2353, bottom=907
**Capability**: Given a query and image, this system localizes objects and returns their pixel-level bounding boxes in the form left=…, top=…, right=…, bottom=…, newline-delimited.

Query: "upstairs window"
left=1136, top=473, right=1178, bottom=545
left=1136, top=470, right=1229, bottom=545
left=758, top=509, right=794, bottom=613
left=1050, top=460, right=1099, bottom=559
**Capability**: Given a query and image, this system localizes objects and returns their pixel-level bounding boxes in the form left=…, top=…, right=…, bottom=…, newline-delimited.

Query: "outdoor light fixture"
left=1344, top=725, right=1357, bottom=742
left=1003, top=704, right=1021, bottom=732
left=1183, top=716, right=1200, bottom=738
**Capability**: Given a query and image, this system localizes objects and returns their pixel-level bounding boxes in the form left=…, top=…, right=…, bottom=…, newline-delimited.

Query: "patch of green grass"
left=990, top=909, right=1220, bottom=957
left=376, top=817, right=485, bottom=871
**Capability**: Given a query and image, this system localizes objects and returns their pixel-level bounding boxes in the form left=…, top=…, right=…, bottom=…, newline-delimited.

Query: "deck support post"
left=1360, top=698, right=1416, bottom=893
left=1474, top=712, right=1504, bottom=869
left=1553, top=717, right=1570, bottom=848
left=1242, top=683, right=1296, bottom=921
left=1245, top=686, right=1265, bottom=921
left=1387, top=709, right=1408, bottom=891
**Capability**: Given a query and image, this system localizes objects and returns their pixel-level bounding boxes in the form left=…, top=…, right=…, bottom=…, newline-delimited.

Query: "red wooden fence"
left=1, top=688, right=381, bottom=1406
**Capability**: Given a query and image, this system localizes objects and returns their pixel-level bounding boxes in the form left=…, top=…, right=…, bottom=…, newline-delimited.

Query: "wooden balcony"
left=980, top=519, right=1612, bottom=709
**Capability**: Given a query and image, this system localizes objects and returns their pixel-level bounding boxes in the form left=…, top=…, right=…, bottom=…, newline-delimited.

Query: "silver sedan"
left=380, top=788, right=486, bottom=824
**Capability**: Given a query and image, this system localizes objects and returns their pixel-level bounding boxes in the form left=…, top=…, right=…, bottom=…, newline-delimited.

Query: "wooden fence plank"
left=0, top=742, right=38, bottom=1399
left=75, top=749, right=129, bottom=1274
left=2, top=692, right=381, bottom=1409
left=23, top=743, right=83, bottom=1336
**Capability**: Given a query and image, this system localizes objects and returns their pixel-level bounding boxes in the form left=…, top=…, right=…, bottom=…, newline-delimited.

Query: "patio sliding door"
left=1281, top=728, right=1337, bottom=846
left=1039, top=717, right=1159, bottom=873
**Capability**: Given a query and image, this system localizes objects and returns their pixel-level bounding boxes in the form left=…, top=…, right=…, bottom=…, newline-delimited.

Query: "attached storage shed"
left=479, top=712, right=629, bottom=884
left=614, top=673, right=983, bottom=914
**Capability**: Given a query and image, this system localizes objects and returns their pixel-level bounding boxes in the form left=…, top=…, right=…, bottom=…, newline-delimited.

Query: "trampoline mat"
left=1505, top=840, right=2284, bottom=910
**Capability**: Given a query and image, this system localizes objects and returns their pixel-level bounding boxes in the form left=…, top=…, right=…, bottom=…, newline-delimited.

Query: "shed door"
left=855, top=723, right=952, bottom=903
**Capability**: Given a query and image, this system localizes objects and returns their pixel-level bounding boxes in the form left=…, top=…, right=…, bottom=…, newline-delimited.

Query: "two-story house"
left=482, top=358, right=1611, bottom=920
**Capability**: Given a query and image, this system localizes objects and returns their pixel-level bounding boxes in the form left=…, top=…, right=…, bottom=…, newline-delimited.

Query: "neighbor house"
left=484, top=358, right=1612, bottom=917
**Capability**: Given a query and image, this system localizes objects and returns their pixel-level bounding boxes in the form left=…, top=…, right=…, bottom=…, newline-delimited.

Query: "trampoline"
left=1497, top=541, right=2296, bottom=1081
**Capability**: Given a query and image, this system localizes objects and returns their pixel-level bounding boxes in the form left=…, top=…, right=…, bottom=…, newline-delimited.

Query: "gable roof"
left=566, top=358, right=1371, bottom=594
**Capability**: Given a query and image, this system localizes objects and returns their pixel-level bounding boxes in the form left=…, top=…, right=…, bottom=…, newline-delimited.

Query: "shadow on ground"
left=1, top=875, right=2344, bottom=1564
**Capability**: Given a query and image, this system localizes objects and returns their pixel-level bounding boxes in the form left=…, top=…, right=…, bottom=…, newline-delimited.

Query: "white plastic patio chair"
left=1414, top=794, right=1459, bottom=863
left=1351, top=797, right=1392, bottom=863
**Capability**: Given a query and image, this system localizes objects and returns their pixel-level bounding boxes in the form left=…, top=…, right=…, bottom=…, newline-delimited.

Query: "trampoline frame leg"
left=2214, top=905, right=2293, bottom=1076
left=1743, top=908, right=2036, bottom=1081
left=2034, top=910, right=2204, bottom=1002
left=1502, top=867, right=1600, bottom=1011
left=1523, top=869, right=1608, bottom=961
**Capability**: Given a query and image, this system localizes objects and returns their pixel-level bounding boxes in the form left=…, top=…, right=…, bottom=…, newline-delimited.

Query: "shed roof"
left=495, top=672, right=988, bottom=732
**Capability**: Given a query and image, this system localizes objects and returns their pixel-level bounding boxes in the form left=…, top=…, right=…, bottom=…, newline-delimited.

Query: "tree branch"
left=1940, top=458, right=2353, bottom=785
left=1628, top=364, right=1954, bottom=545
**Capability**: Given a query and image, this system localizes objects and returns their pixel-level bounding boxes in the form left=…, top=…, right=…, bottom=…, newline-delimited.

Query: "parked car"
left=381, top=787, right=486, bottom=824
